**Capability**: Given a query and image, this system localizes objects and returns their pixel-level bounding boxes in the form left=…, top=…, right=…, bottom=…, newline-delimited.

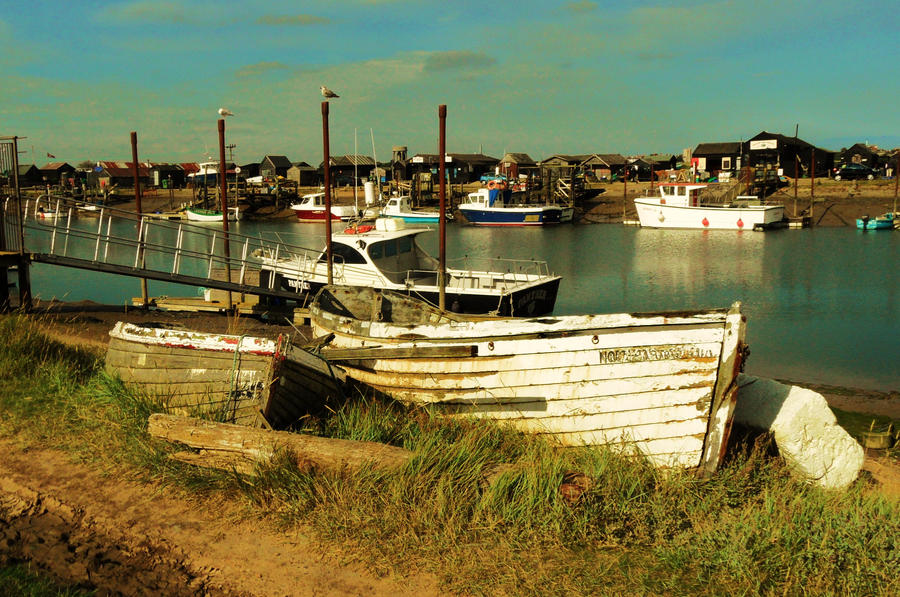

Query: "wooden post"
left=794, top=154, right=799, bottom=218
left=622, top=163, right=628, bottom=220
left=322, top=102, right=333, bottom=285
left=810, top=150, right=816, bottom=222
left=130, top=132, right=148, bottom=308
left=218, top=119, right=233, bottom=311
left=438, top=104, right=447, bottom=312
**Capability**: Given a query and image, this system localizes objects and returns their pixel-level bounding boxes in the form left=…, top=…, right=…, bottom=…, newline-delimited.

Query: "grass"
left=0, top=563, right=94, bottom=597
left=0, top=313, right=898, bottom=595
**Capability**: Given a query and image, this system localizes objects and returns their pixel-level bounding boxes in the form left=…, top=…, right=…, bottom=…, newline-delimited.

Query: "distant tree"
left=77, top=160, right=94, bottom=169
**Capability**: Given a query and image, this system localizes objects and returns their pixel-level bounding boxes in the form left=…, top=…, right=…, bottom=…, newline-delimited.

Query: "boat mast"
left=354, top=129, right=358, bottom=215
left=370, top=128, right=379, bottom=203
left=439, top=104, right=447, bottom=311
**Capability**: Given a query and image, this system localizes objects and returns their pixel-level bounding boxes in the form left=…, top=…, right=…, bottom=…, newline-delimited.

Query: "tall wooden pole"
left=438, top=104, right=447, bottom=311
left=131, top=131, right=148, bottom=307
left=793, top=155, right=799, bottom=218
left=322, top=101, right=333, bottom=285
left=622, top=163, right=628, bottom=220
left=218, top=119, right=233, bottom=311
left=810, top=150, right=816, bottom=222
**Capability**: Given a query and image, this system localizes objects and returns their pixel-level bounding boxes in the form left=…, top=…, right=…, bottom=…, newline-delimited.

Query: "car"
left=834, top=163, right=877, bottom=181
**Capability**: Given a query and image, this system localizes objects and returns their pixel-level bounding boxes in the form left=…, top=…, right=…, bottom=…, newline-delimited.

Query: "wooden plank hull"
left=106, top=322, right=344, bottom=429
left=311, top=286, right=746, bottom=472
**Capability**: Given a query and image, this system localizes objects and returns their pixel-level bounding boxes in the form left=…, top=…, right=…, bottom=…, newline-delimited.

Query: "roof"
left=180, top=162, right=200, bottom=174
left=748, top=131, right=833, bottom=152
left=95, top=161, right=150, bottom=177
left=39, top=162, right=74, bottom=171
left=330, top=155, right=376, bottom=167
left=262, top=155, right=292, bottom=168
left=17, top=164, right=39, bottom=175
left=499, top=153, right=536, bottom=166
left=289, top=161, right=316, bottom=170
left=693, top=142, right=742, bottom=156
left=410, top=153, right=500, bottom=166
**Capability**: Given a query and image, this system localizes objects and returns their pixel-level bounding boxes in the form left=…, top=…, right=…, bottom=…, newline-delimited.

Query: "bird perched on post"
left=320, top=86, right=339, bottom=98
left=217, top=107, right=234, bottom=117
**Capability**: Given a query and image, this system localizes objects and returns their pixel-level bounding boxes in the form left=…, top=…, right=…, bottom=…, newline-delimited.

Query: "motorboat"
left=634, top=183, right=785, bottom=230
left=290, top=192, right=360, bottom=222
left=458, top=186, right=562, bottom=226
left=254, top=218, right=561, bottom=316
left=380, top=195, right=452, bottom=224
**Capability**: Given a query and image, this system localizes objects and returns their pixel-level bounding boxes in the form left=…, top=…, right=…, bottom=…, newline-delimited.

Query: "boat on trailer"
left=106, top=322, right=344, bottom=428
left=634, top=183, right=785, bottom=230
left=310, top=285, right=747, bottom=473
left=254, top=218, right=561, bottom=316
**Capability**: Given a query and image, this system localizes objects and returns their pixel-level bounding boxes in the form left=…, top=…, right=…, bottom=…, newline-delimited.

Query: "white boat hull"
left=634, top=198, right=784, bottom=230
left=311, top=287, right=746, bottom=473
left=186, top=206, right=241, bottom=222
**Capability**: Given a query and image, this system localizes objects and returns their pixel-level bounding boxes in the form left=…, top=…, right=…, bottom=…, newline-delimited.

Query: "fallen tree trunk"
left=147, top=413, right=412, bottom=474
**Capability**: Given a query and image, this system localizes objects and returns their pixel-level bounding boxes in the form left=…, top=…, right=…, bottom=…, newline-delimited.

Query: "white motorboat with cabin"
left=310, top=285, right=747, bottom=473
left=634, top=183, right=785, bottom=230
left=290, top=192, right=360, bottom=222
left=380, top=195, right=451, bottom=223
left=254, top=218, right=561, bottom=316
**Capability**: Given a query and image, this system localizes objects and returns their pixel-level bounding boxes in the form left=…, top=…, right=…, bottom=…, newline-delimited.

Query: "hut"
left=745, top=131, right=834, bottom=177
left=260, top=155, right=292, bottom=180
left=38, top=162, right=76, bottom=187
left=287, top=161, right=318, bottom=186
left=497, top=153, right=538, bottom=181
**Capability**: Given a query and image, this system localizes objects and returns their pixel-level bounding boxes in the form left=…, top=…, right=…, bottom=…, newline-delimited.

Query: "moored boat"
left=254, top=217, right=561, bottom=316
left=185, top=205, right=241, bottom=222
left=290, top=192, right=360, bottom=222
left=634, top=183, right=785, bottom=230
left=380, top=195, right=452, bottom=223
left=458, top=186, right=562, bottom=226
left=856, top=212, right=896, bottom=230
left=311, top=285, right=747, bottom=474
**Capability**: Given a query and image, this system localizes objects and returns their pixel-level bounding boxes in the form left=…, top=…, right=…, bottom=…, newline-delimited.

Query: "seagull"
left=320, top=86, right=339, bottom=98
left=218, top=107, right=234, bottom=117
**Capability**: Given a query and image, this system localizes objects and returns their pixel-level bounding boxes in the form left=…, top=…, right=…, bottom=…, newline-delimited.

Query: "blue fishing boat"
left=856, top=213, right=896, bottom=230
left=458, top=185, right=561, bottom=226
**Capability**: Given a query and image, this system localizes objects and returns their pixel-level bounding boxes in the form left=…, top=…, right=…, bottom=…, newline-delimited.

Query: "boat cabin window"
left=676, top=186, right=686, bottom=197
left=318, top=243, right=367, bottom=264
left=368, top=236, right=420, bottom=282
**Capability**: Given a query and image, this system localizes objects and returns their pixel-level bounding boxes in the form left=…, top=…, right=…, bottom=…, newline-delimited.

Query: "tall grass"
left=1, top=314, right=898, bottom=596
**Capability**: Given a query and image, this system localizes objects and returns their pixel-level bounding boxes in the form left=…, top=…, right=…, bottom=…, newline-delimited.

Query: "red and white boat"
left=290, top=192, right=359, bottom=222
left=634, top=183, right=785, bottom=230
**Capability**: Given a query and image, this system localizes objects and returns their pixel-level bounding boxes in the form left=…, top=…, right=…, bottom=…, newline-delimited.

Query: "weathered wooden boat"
left=311, top=286, right=747, bottom=474
left=634, top=183, right=785, bottom=230
left=106, top=322, right=344, bottom=428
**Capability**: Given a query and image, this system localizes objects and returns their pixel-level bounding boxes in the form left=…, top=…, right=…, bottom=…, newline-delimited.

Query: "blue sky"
left=2, top=0, right=898, bottom=166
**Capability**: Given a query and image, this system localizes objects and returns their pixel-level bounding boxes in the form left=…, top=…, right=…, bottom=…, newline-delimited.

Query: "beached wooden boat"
left=311, top=286, right=747, bottom=474
left=106, top=322, right=344, bottom=428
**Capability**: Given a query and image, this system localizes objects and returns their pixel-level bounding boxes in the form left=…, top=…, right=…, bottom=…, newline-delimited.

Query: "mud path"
left=0, top=440, right=438, bottom=596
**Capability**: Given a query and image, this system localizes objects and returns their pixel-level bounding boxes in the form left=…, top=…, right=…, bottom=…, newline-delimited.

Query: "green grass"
left=1, top=314, right=898, bottom=596
left=0, top=563, right=94, bottom=597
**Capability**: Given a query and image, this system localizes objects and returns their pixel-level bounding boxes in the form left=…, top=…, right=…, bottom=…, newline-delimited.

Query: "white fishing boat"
left=290, top=192, right=360, bottom=222
left=185, top=205, right=241, bottom=222
left=634, top=183, right=785, bottom=230
left=380, top=195, right=452, bottom=223
left=254, top=218, right=561, bottom=316
left=311, top=285, right=747, bottom=473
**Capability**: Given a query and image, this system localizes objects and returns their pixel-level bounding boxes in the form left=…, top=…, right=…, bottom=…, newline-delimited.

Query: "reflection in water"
left=26, top=219, right=899, bottom=390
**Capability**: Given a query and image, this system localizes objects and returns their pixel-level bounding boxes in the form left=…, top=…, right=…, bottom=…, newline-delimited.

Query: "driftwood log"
left=147, top=413, right=412, bottom=475
left=147, top=414, right=592, bottom=503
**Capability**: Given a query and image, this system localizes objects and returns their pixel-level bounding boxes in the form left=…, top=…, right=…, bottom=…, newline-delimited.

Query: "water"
left=25, top=219, right=900, bottom=391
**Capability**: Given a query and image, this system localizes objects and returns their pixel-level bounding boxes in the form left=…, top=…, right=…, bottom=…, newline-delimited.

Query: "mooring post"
left=810, top=150, right=816, bottom=222
left=131, top=131, right=149, bottom=308
left=322, top=101, right=333, bottom=285
left=794, top=154, right=799, bottom=218
left=438, top=104, right=447, bottom=312
left=218, top=119, right=233, bottom=311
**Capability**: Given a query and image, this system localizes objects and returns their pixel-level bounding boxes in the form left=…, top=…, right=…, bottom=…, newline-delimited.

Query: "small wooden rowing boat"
left=311, top=286, right=747, bottom=474
left=106, top=322, right=344, bottom=428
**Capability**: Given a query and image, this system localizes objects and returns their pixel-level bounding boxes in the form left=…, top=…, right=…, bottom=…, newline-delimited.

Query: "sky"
left=1, top=0, right=898, bottom=167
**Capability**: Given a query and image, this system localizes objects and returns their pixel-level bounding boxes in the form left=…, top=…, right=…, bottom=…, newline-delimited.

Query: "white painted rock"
left=733, top=374, right=864, bottom=490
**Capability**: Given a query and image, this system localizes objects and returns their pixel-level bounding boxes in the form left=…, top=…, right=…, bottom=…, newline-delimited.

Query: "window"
left=722, top=157, right=731, bottom=170
left=318, top=243, right=367, bottom=264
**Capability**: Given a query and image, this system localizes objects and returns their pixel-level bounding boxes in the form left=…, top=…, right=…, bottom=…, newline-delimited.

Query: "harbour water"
left=25, top=219, right=900, bottom=391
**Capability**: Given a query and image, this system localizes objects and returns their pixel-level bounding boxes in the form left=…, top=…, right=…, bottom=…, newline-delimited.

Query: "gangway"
left=1, top=195, right=327, bottom=305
